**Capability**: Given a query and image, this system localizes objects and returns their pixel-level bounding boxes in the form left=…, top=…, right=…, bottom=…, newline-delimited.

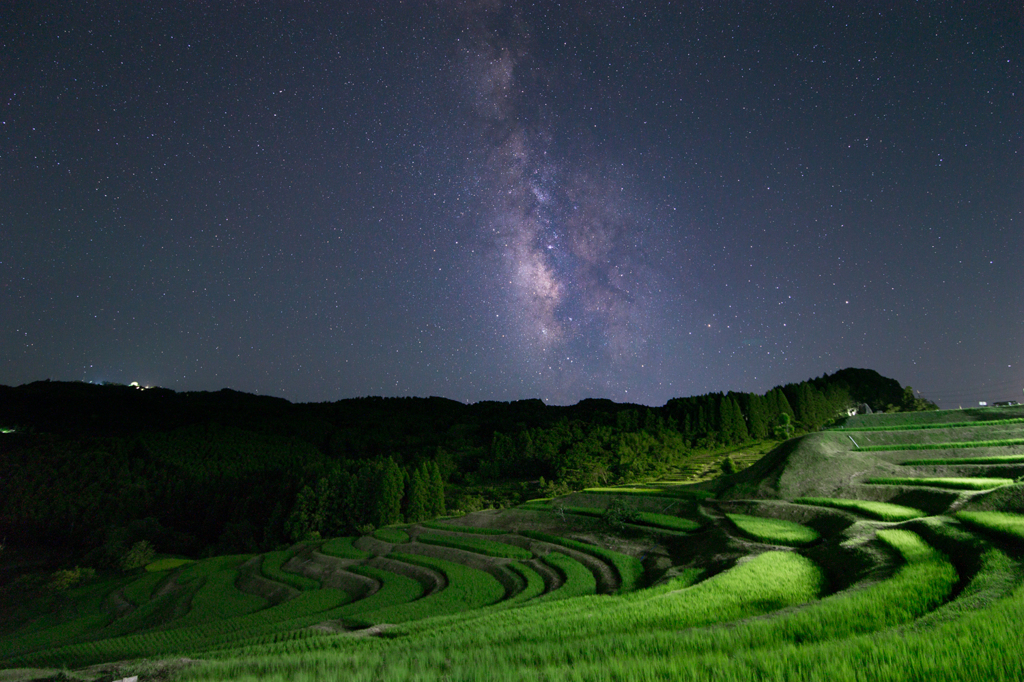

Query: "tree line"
left=0, top=368, right=930, bottom=564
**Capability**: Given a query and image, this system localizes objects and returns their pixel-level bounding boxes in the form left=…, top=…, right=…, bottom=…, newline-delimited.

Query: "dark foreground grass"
left=372, top=527, right=410, bottom=543
left=795, top=497, right=927, bottom=521
left=725, top=513, right=820, bottom=546
left=867, top=477, right=1015, bottom=490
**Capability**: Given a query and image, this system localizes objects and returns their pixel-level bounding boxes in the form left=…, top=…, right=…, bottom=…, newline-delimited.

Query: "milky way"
left=457, top=3, right=675, bottom=402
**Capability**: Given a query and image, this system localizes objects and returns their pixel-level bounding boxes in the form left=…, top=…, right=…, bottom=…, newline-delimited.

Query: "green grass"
left=795, top=497, right=928, bottom=521
left=520, top=530, right=644, bottom=593
left=171, top=557, right=267, bottom=628
left=632, top=511, right=700, bottom=532
left=417, top=533, right=533, bottom=559
left=178, top=533, right=965, bottom=682
left=260, top=550, right=320, bottom=591
left=725, top=513, right=820, bottom=546
left=867, top=476, right=1015, bottom=490
left=956, top=511, right=1024, bottom=543
left=179, top=551, right=825, bottom=680
left=373, top=527, right=410, bottom=543
left=837, top=416, right=1024, bottom=431
left=506, top=562, right=546, bottom=603
left=536, top=552, right=597, bottom=601
left=319, top=537, right=371, bottom=560
left=903, top=454, right=1024, bottom=465
left=145, top=557, right=195, bottom=572
left=582, top=486, right=713, bottom=500
left=353, top=553, right=505, bottom=624
left=544, top=503, right=700, bottom=532
left=420, top=521, right=508, bottom=535
left=855, top=438, right=1024, bottom=451
left=122, top=570, right=167, bottom=606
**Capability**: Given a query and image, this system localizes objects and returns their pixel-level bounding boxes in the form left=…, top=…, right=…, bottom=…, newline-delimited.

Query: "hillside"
left=3, top=405, right=1024, bottom=680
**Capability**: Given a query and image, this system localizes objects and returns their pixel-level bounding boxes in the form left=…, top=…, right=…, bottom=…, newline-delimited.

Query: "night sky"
left=2, top=2, right=1021, bottom=408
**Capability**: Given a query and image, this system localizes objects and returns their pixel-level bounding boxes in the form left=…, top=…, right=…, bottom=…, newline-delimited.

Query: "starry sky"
left=2, top=2, right=1021, bottom=408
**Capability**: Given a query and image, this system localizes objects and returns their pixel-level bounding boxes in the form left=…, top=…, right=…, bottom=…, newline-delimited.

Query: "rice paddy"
left=7, top=408, right=1024, bottom=680
left=794, top=497, right=928, bottom=521
left=867, top=476, right=1015, bottom=490
left=725, top=513, right=820, bottom=546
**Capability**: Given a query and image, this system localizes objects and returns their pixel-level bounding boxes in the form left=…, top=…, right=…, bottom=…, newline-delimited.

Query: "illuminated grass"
left=418, top=533, right=533, bottom=559
left=145, top=557, right=195, bottom=572
left=521, top=530, right=644, bottom=593
left=956, top=511, right=1024, bottom=543
left=795, top=497, right=927, bottom=521
left=506, top=562, right=546, bottom=603
left=260, top=550, right=320, bottom=592
left=373, top=527, right=410, bottom=543
left=837, top=416, right=1024, bottom=432
left=856, top=438, right=1024, bottom=451
left=633, top=511, right=700, bottom=532
left=867, top=477, right=1014, bottom=490
left=420, top=521, right=507, bottom=535
left=582, top=487, right=713, bottom=500
left=725, top=513, right=820, bottom=546
left=903, top=454, right=1024, bottom=465
left=319, top=537, right=371, bottom=560
left=354, top=553, right=504, bottom=624
left=536, top=552, right=597, bottom=601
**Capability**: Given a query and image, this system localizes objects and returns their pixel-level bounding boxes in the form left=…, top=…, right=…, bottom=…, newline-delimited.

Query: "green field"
left=418, top=533, right=533, bottom=559
left=855, top=438, right=1024, bottom=451
left=955, top=511, right=1024, bottom=543
left=867, top=476, right=1015, bottom=490
left=8, top=407, right=1024, bottom=680
left=725, top=513, right=820, bottom=546
left=319, top=537, right=371, bottom=560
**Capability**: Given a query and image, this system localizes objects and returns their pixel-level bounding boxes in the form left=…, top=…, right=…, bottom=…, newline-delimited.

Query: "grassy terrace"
left=521, top=530, right=644, bottom=593
left=418, top=533, right=533, bottom=559
left=9, top=406, right=1024, bottom=680
left=357, top=553, right=505, bottom=624
left=420, top=521, right=508, bottom=535
left=319, top=536, right=371, bottom=560
left=836, top=416, right=1024, bottom=431
left=867, top=476, right=1015, bottom=490
left=794, top=497, right=927, bottom=521
left=955, top=511, right=1024, bottom=543
left=903, top=454, right=1024, bottom=465
left=373, top=527, right=410, bottom=543
left=854, top=438, right=1024, bottom=451
left=725, top=513, right=820, bottom=546
left=537, top=552, right=597, bottom=601
left=260, top=549, right=320, bottom=591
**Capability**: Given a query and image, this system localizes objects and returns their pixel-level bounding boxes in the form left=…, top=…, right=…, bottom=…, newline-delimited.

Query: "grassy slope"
left=8, top=408, right=1024, bottom=680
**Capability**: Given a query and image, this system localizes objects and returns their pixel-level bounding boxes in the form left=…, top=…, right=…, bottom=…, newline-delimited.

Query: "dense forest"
left=0, top=368, right=930, bottom=567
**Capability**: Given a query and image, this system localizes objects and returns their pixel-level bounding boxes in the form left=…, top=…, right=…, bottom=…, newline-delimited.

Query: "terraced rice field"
left=6, top=407, right=1024, bottom=680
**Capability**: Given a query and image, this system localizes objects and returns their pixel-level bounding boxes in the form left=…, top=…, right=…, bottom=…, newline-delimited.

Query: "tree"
left=374, top=457, right=405, bottom=527
left=427, top=460, right=446, bottom=517
left=405, top=465, right=429, bottom=523
left=774, top=413, right=794, bottom=440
